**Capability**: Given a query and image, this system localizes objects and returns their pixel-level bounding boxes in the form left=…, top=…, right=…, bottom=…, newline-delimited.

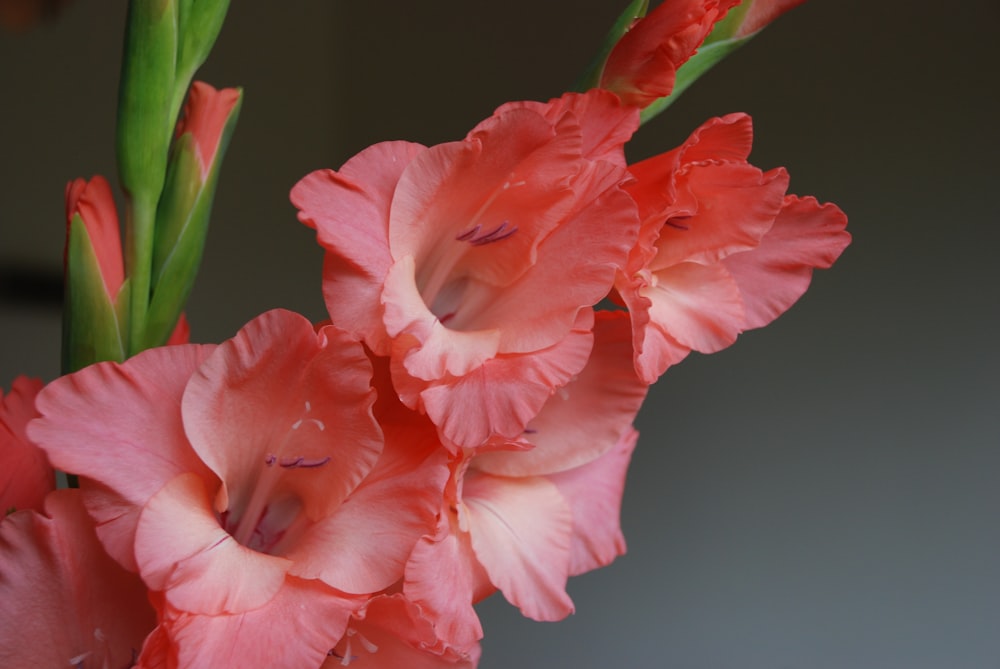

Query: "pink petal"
left=646, top=260, right=746, bottom=353
left=412, top=309, right=596, bottom=448
left=292, top=141, right=426, bottom=354
left=464, top=470, right=574, bottom=621
left=28, top=344, right=217, bottom=569
left=182, top=309, right=381, bottom=522
left=1, top=375, right=51, bottom=513
left=404, top=511, right=490, bottom=654
left=146, top=576, right=357, bottom=669
left=135, top=472, right=292, bottom=615
left=325, top=594, right=480, bottom=668
left=0, top=489, right=155, bottom=669
left=724, top=195, right=851, bottom=329
left=648, top=164, right=788, bottom=270
left=389, top=108, right=579, bottom=280
left=490, top=89, right=639, bottom=166
left=548, top=427, right=638, bottom=576
left=287, top=438, right=447, bottom=595
left=473, top=311, right=647, bottom=476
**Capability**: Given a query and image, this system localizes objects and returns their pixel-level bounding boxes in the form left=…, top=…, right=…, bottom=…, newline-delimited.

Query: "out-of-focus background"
left=2, top=1, right=998, bottom=667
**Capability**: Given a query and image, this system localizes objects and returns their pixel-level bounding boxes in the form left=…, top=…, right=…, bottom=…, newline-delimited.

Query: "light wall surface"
left=1, top=2, right=998, bottom=668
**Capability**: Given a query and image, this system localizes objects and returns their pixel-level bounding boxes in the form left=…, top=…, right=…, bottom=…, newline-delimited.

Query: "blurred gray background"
left=2, top=1, right=998, bottom=667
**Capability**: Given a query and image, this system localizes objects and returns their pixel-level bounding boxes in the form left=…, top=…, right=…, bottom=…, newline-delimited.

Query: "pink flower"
left=29, top=309, right=444, bottom=668
left=615, top=113, right=851, bottom=383
left=599, top=0, right=741, bottom=108
left=0, top=489, right=156, bottom=669
left=405, top=313, right=644, bottom=644
left=292, top=89, right=641, bottom=449
left=0, top=375, right=51, bottom=514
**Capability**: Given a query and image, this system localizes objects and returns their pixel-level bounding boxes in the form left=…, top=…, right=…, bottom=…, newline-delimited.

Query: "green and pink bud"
left=62, top=175, right=130, bottom=371
left=144, top=81, right=242, bottom=348
left=582, top=0, right=808, bottom=121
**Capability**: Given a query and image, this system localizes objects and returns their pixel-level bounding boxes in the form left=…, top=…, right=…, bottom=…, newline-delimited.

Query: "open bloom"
left=0, top=489, right=156, bottom=669
left=29, top=309, right=444, bottom=668
left=404, top=313, right=644, bottom=650
left=616, top=113, right=851, bottom=383
left=0, top=375, right=50, bottom=514
left=293, top=89, right=641, bottom=449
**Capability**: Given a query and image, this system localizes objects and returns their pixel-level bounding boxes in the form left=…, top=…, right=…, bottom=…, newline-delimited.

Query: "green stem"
left=126, top=193, right=157, bottom=354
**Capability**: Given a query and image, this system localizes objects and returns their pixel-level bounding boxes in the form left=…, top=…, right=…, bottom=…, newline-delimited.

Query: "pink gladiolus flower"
left=616, top=113, right=851, bottom=383
left=29, top=309, right=444, bottom=668
left=599, top=0, right=741, bottom=108
left=292, top=89, right=641, bottom=449
left=65, top=174, right=125, bottom=302
left=0, top=489, right=156, bottom=669
left=0, top=375, right=51, bottom=514
left=405, top=313, right=644, bottom=643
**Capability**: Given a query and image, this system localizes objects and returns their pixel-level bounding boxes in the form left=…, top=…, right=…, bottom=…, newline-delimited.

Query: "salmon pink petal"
left=549, top=427, right=638, bottom=576
left=0, top=489, right=155, bottom=669
left=647, top=260, right=746, bottom=352
left=389, top=109, right=579, bottom=280
left=404, top=512, right=490, bottom=654
left=135, top=472, right=291, bottom=615
left=28, top=344, right=217, bottom=568
left=325, top=594, right=480, bottom=668
left=182, top=310, right=381, bottom=522
left=147, top=576, right=357, bottom=669
left=382, top=255, right=503, bottom=381
left=293, top=141, right=425, bottom=353
left=647, top=164, right=788, bottom=269
left=473, top=311, right=647, bottom=476
left=464, top=470, right=574, bottom=621
left=1, top=376, right=51, bottom=513
left=724, top=195, right=851, bottom=329
left=490, top=89, right=639, bottom=166
left=287, top=441, right=446, bottom=594
left=410, top=309, right=595, bottom=448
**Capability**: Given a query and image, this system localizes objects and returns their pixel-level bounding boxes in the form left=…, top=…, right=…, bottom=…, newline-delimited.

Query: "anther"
left=279, top=455, right=331, bottom=469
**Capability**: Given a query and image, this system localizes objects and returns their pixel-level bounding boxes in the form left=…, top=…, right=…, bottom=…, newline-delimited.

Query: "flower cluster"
left=0, top=1, right=848, bottom=667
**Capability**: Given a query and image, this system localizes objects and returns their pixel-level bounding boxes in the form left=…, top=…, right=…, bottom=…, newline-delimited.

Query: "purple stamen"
left=665, top=217, right=690, bottom=230
left=456, top=221, right=518, bottom=246
left=523, top=427, right=538, bottom=434
left=279, top=455, right=331, bottom=469
left=264, top=453, right=277, bottom=466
